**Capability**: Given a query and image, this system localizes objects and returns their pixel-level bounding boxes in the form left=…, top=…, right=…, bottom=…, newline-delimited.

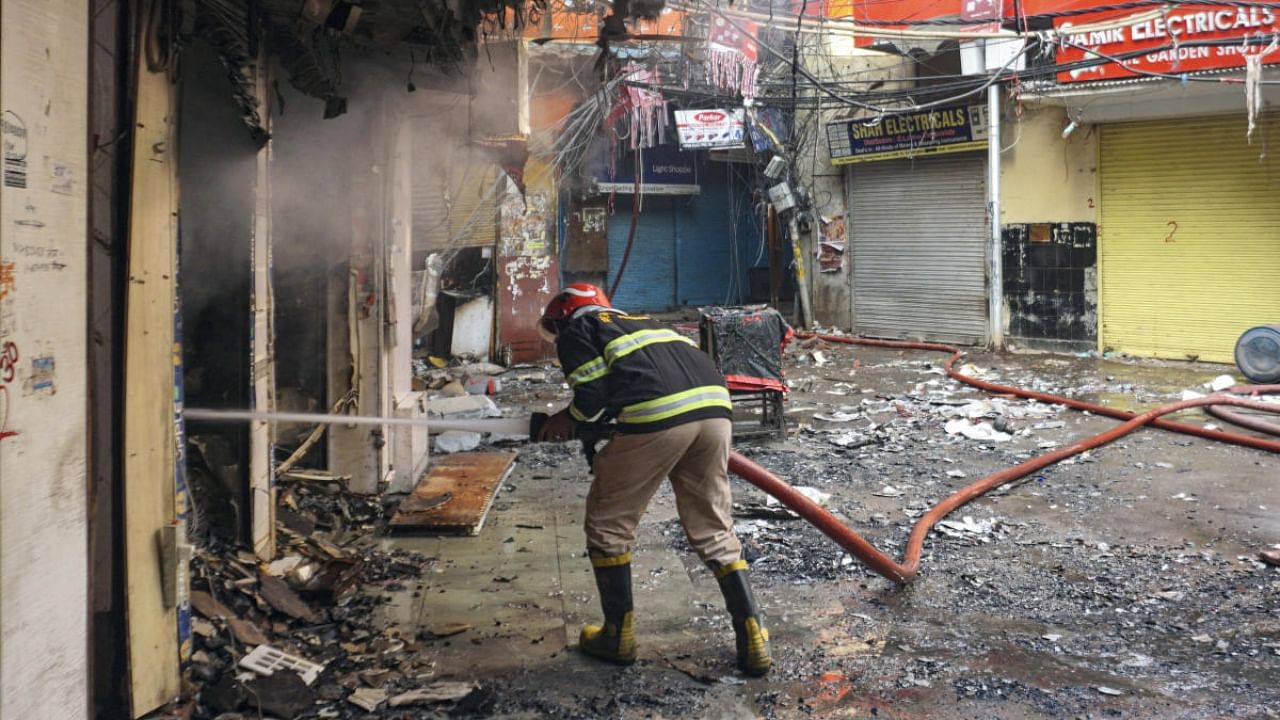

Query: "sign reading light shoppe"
left=826, top=104, right=988, bottom=165
left=1056, top=5, right=1280, bottom=82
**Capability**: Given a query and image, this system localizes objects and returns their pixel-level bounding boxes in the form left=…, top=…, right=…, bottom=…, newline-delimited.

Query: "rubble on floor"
left=183, top=475, right=491, bottom=720
left=175, top=333, right=1278, bottom=719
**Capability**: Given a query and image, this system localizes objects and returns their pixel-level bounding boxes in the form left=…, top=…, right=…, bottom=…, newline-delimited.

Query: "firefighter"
left=535, top=283, right=770, bottom=676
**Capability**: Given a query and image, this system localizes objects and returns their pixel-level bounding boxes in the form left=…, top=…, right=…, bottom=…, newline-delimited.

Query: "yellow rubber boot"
left=715, top=559, right=771, bottom=676
left=580, top=551, right=637, bottom=665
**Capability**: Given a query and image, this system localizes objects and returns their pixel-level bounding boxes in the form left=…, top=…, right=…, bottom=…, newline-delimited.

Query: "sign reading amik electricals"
left=826, top=104, right=989, bottom=165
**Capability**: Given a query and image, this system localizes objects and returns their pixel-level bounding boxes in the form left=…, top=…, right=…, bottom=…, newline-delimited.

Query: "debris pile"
left=182, top=476, right=491, bottom=719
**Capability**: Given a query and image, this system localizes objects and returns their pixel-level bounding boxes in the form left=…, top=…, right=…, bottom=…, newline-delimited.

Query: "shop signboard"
left=1056, top=5, right=1280, bottom=82
left=594, top=142, right=699, bottom=195
left=826, top=104, right=989, bottom=165
left=675, top=108, right=747, bottom=150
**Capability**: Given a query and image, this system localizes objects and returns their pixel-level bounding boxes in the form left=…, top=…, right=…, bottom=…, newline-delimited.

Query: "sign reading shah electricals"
left=826, top=104, right=989, bottom=165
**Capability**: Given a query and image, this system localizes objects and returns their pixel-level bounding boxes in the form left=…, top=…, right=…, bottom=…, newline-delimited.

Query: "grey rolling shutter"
left=849, top=153, right=988, bottom=345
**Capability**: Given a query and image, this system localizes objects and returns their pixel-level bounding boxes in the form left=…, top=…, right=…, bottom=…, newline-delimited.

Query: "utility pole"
left=986, top=80, right=1003, bottom=349
left=789, top=214, right=813, bottom=330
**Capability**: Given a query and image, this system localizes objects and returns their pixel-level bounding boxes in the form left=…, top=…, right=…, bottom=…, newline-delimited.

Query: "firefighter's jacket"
left=557, top=308, right=732, bottom=433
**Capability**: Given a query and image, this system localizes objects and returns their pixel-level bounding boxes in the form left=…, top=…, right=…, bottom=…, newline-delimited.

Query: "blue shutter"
left=608, top=196, right=676, bottom=311
left=607, top=160, right=759, bottom=311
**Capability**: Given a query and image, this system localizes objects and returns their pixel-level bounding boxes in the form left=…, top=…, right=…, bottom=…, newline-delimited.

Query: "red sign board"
left=1056, top=5, right=1280, bottom=82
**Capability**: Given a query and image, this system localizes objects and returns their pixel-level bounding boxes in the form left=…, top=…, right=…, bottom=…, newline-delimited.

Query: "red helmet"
left=539, top=283, right=612, bottom=340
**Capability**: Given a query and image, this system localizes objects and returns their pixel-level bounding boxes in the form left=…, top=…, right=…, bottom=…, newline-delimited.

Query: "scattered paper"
left=1207, top=374, right=1237, bottom=392
left=348, top=688, right=388, bottom=712
left=767, top=486, right=831, bottom=507
left=1096, top=686, right=1125, bottom=696
left=436, top=431, right=482, bottom=453
left=266, top=556, right=304, bottom=577
left=936, top=515, right=1001, bottom=537
left=828, top=431, right=872, bottom=448
left=389, top=682, right=478, bottom=707
left=815, top=411, right=859, bottom=422
left=945, top=418, right=1011, bottom=442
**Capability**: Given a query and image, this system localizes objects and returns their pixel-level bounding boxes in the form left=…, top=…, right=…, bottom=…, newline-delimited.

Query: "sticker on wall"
left=2, top=111, right=28, bottom=189
left=0, top=261, right=15, bottom=301
left=24, top=355, right=54, bottom=395
left=50, top=161, right=74, bottom=195
left=581, top=207, right=607, bottom=234
left=818, top=216, right=846, bottom=273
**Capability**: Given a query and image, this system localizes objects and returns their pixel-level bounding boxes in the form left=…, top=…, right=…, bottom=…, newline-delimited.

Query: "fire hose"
left=725, top=333, right=1280, bottom=584
left=1206, top=385, right=1280, bottom=437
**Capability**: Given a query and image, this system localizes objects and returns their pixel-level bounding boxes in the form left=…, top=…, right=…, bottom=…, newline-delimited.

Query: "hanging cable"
left=608, top=145, right=643, bottom=298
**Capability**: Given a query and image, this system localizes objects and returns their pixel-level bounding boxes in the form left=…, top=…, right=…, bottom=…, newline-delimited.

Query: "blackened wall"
left=1002, top=222, right=1097, bottom=351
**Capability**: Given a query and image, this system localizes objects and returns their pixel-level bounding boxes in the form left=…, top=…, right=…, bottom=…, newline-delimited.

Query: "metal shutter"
left=849, top=153, right=988, bottom=344
left=412, top=113, right=499, bottom=251
left=609, top=196, right=677, bottom=311
left=1100, top=115, right=1280, bottom=363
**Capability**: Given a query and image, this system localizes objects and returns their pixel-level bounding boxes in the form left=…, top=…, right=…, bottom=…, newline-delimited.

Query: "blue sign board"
left=593, top=141, right=700, bottom=195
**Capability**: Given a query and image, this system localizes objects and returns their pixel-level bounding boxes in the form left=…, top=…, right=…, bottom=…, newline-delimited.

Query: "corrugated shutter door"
left=609, top=196, right=676, bottom=311
left=850, top=154, right=988, bottom=344
left=412, top=116, right=499, bottom=250
left=447, top=165, right=499, bottom=247
left=1100, top=115, right=1280, bottom=363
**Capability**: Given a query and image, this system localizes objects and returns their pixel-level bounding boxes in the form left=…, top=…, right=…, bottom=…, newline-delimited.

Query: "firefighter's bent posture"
left=535, top=283, right=771, bottom=676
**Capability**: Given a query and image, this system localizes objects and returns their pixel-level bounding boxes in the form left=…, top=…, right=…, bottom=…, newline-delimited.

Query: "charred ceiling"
left=189, top=0, right=554, bottom=127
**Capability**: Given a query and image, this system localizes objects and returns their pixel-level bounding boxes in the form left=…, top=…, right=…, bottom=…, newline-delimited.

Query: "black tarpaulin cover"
left=698, top=306, right=793, bottom=393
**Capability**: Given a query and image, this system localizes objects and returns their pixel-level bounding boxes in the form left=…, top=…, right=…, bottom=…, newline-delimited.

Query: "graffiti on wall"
left=1, top=340, right=19, bottom=439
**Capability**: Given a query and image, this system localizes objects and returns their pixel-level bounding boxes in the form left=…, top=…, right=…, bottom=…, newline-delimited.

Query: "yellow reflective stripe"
left=569, top=403, right=605, bottom=423
left=714, top=559, right=749, bottom=578
left=590, top=552, right=633, bottom=568
left=618, top=385, right=732, bottom=424
left=568, top=356, right=608, bottom=387
left=603, top=328, right=697, bottom=366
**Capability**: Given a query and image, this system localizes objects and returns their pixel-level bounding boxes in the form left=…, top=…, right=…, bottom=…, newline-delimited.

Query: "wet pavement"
left=377, top=340, right=1279, bottom=719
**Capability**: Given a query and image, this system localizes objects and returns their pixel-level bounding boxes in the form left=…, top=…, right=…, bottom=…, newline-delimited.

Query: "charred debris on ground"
left=168, top=332, right=1279, bottom=719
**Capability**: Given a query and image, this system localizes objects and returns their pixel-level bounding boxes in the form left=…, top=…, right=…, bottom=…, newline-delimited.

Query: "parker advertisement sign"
left=1056, top=5, right=1280, bottom=83
left=826, top=104, right=989, bottom=165
left=675, top=109, right=746, bottom=150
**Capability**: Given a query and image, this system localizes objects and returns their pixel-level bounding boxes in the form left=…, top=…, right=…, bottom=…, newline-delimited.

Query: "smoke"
left=265, top=47, right=522, bottom=412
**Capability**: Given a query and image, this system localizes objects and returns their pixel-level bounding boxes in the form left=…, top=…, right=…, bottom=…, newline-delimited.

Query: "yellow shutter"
left=412, top=108, right=500, bottom=251
left=447, top=161, right=500, bottom=247
left=1099, top=114, right=1280, bottom=363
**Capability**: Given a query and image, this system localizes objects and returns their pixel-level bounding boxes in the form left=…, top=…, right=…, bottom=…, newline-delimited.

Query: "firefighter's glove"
left=537, top=408, right=577, bottom=443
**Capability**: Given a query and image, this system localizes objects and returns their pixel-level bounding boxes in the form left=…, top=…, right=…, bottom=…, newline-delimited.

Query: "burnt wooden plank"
left=389, top=452, right=517, bottom=534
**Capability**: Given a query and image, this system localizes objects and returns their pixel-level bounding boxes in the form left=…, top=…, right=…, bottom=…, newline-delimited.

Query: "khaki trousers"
left=585, top=417, right=742, bottom=568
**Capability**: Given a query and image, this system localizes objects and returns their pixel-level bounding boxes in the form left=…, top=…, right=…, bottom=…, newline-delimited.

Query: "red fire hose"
left=726, top=334, right=1280, bottom=584
left=1206, top=385, right=1280, bottom=437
